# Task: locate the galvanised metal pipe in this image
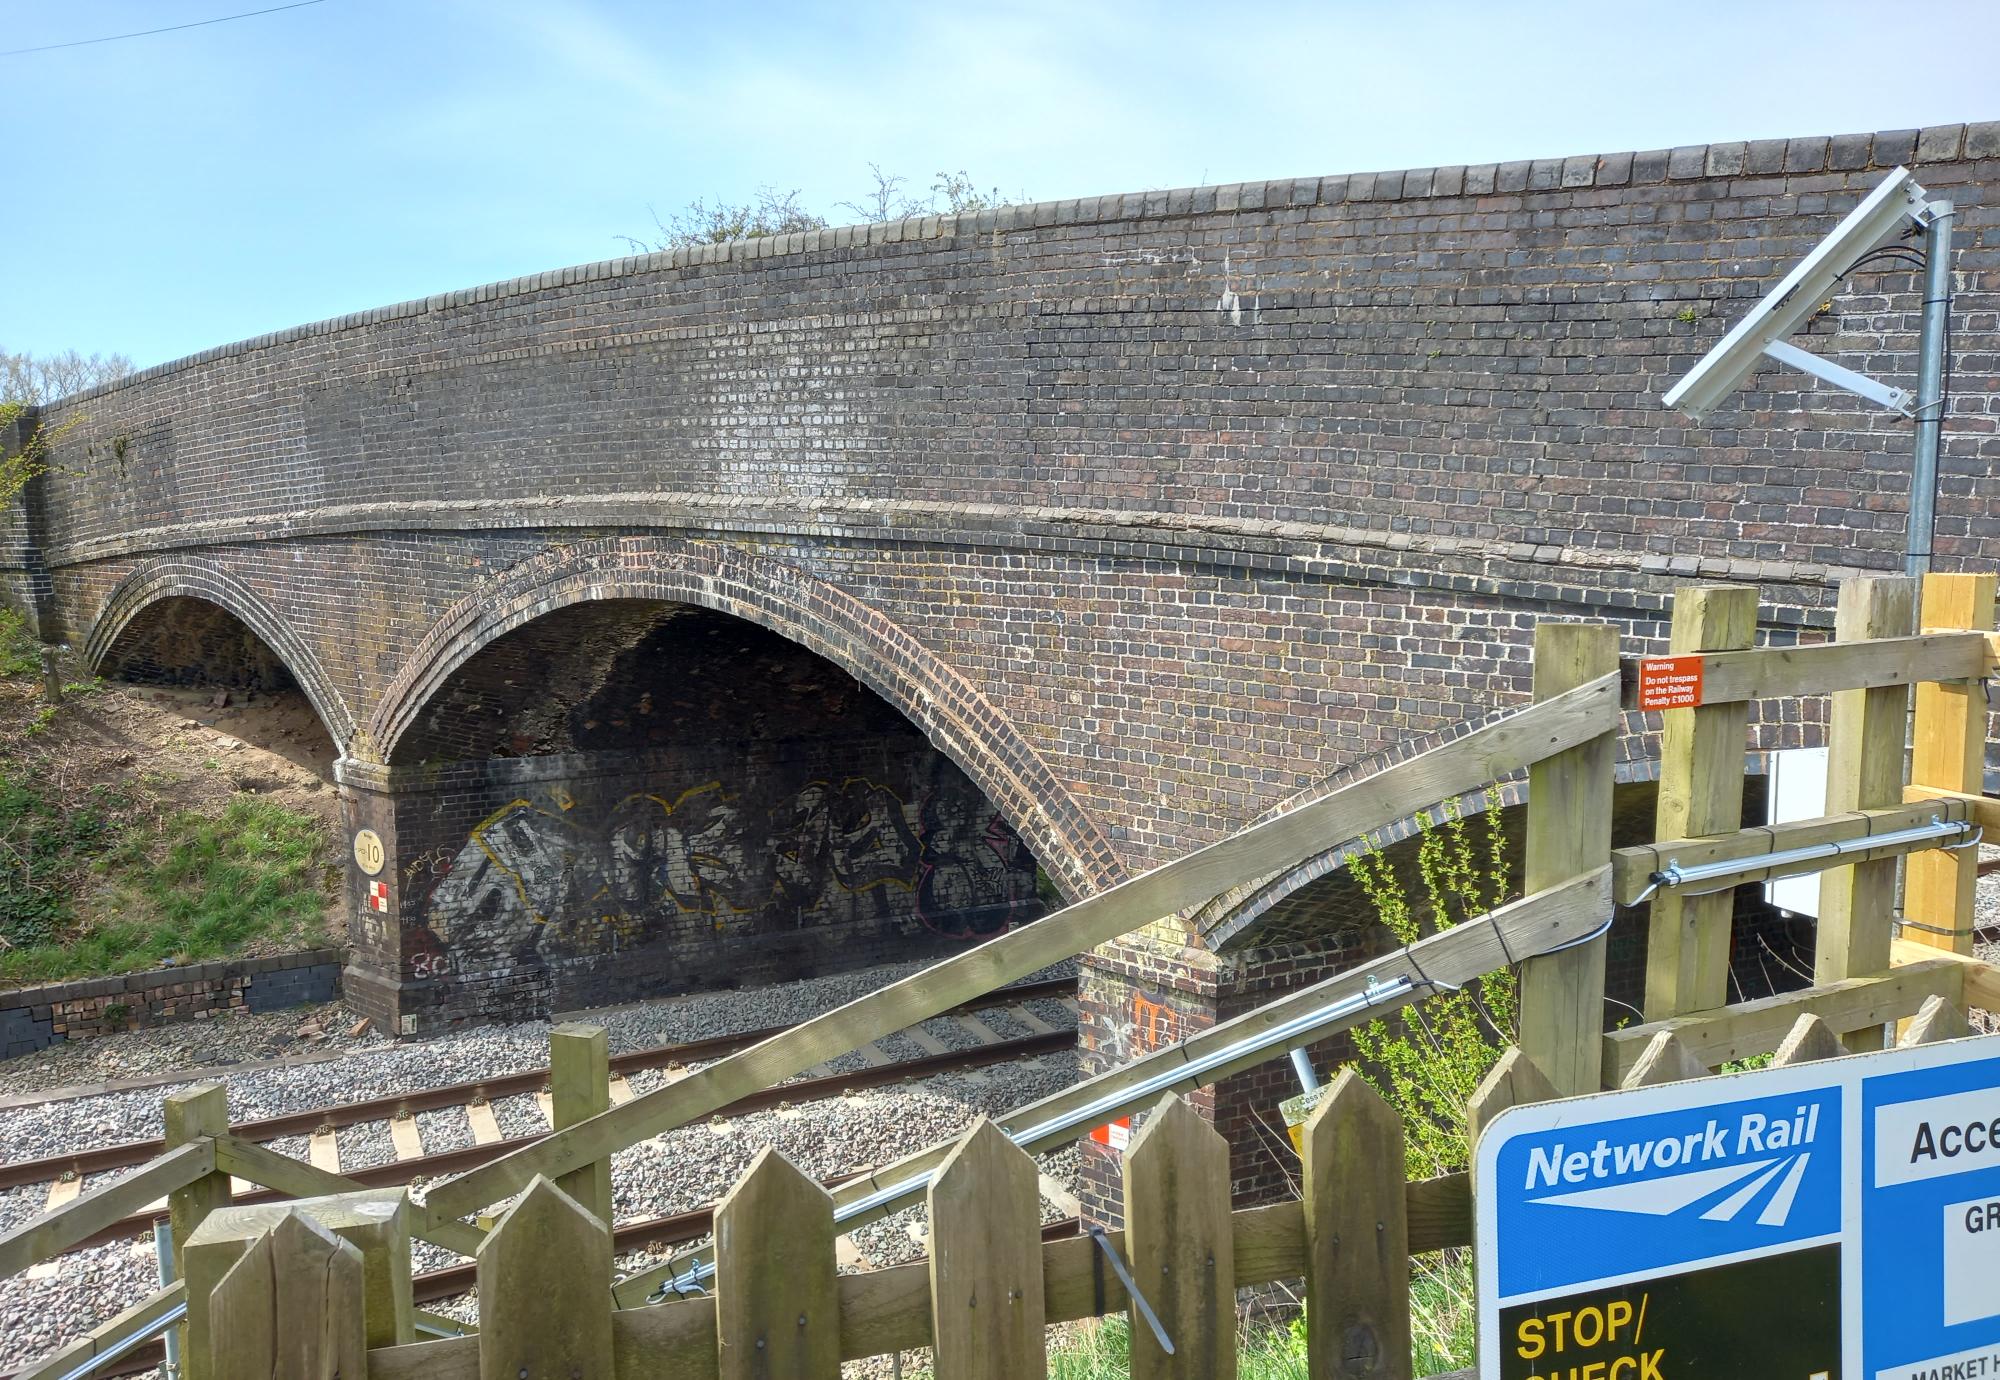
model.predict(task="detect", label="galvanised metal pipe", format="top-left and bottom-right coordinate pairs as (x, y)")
top-left (1645, 816), bottom-right (1973, 901)
top-left (52, 1301), bottom-right (186, 1380)
top-left (657, 973), bottom-right (1417, 1297)
top-left (1907, 200), bottom-right (1955, 577)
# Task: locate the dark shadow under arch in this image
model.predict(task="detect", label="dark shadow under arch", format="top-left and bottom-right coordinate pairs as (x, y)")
top-left (83, 558), bottom-right (357, 752)
top-left (368, 537), bottom-right (1124, 901)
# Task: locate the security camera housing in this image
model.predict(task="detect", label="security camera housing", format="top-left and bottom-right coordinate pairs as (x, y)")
top-left (1662, 167), bottom-right (1934, 422)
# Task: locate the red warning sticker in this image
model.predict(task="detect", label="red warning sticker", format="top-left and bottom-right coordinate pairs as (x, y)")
top-left (1089, 1117), bottom-right (1131, 1151)
top-left (1636, 655), bottom-right (1706, 711)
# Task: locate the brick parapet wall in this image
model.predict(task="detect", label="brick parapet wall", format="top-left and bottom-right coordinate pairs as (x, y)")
top-left (0, 947), bottom-right (346, 1058)
top-left (31, 123), bottom-right (1996, 409)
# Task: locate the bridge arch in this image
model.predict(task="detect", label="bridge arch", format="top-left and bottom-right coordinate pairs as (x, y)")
top-left (83, 557), bottom-right (358, 751)
top-left (368, 537), bottom-right (1124, 901)
top-left (1194, 707), bottom-right (1677, 950)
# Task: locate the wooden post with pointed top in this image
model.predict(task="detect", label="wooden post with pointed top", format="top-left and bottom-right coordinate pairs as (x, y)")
top-left (207, 1213), bottom-right (367, 1380)
top-left (1302, 1070), bottom-right (1410, 1380)
top-left (1124, 1094), bottom-right (1235, 1380)
top-left (714, 1147), bottom-right (839, 1380)
top-left (1818, 577), bottom-right (1919, 1050)
top-left (1898, 994), bottom-right (1970, 1047)
top-left (928, 1118), bottom-right (1045, 1380)
top-left (1621, 1031), bottom-right (1708, 1088)
top-left (1466, 1046), bottom-right (1557, 1154)
top-left (1770, 1013), bottom-right (1846, 1067)
top-left (1518, 622), bottom-right (1619, 1094)
top-left (476, 1176), bottom-right (614, 1379)
top-left (1645, 585), bottom-right (1758, 1019)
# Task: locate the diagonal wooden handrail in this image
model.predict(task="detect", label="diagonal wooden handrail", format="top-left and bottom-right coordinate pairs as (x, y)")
top-left (422, 670), bottom-right (1622, 1225)
top-left (0, 1140), bottom-right (214, 1280)
top-left (615, 865), bottom-right (1612, 1304)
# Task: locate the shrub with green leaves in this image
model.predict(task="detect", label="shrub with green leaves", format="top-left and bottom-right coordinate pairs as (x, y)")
top-left (1349, 786), bottom-right (1515, 1180)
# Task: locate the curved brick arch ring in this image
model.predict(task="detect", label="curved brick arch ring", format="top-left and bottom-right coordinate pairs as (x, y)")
top-left (368, 536), bottom-right (1125, 901)
top-left (82, 557), bottom-right (360, 752)
top-left (1195, 708), bottom-right (1674, 951)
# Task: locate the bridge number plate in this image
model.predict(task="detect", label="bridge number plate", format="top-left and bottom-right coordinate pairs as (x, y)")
top-left (1476, 1033), bottom-right (2000, 1380)
top-left (352, 828), bottom-right (386, 876)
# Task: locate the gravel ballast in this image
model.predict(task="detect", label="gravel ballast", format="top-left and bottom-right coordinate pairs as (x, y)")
top-left (0, 960), bottom-right (1079, 1372)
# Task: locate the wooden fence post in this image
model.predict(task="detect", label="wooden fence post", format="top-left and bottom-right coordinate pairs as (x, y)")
top-left (1465, 1046), bottom-right (1557, 1154)
top-left (1621, 1031), bottom-right (1707, 1088)
top-left (928, 1118), bottom-right (1045, 1380)
top-left (185, 1188), bottom-right (413, 1369)
top-left (1645, 584), bottom-right (1758, 1018)
top-left (164, 1083), bottom-right (231, 1275)
top-left (1124, 1094), bottom-right (1236, 1380)
top-left (1905, 572), bottom-right (1996, 955)
top-left (550, 1022), bottom-right (615, 1240)
top-left (478, 1176), bottom-right (614, 1377)
top-left (1899, 994), bottom-right (1970, 1046)
top-left (1817, 577), bottom-right (1918, 1049)
top-left (1770, 1013), bottom-right (1846, 1066)
top-left (1302, 1070), bottom-right (1409, 1380)
top-left (714, 1148), bottom-right (839, 1380)
top-left (206, 1213), bottom-right (366, 1380)
top-left (164, 1082), bottom-right (230, 1380)
top-left (1518, 622), bottom-right (1618, 1094)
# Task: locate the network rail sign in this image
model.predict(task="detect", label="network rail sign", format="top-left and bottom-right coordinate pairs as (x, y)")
top-left (1476, 1033), bottom-right (2000, 1380)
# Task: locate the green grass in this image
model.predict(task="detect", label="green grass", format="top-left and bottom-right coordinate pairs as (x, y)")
top-left (0, 782), bottom-right (331, 983)
top-left (0, 607), bottom-right (39, 678)
top-left (1044, 1258), bottom-right (1474, 1379)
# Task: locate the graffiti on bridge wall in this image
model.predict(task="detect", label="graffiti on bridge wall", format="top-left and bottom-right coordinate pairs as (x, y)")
top-left (412, 768), bottom-right (1039, 976)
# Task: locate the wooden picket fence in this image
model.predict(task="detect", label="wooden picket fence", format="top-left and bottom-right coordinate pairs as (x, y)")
top-left (201, 1078), bottom-right (1449, 1379)
top-left (190, 988), bottom-right (1985, 1380)
top-left (7, 570), bottom-right (2000, 1380)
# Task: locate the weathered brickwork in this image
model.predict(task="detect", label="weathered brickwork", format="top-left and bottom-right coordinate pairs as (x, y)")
top-left (0, 124), bottom-right (1992, 1136)
top-left (0, 948), bottom-right (345, 1058)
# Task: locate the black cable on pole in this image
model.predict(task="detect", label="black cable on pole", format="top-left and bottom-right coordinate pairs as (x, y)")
top-left (1, 0), bottom-right (328, 58)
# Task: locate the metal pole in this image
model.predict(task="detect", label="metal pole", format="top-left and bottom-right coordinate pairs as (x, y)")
top-left (1288, 1047), bottom-right (1320, 1094)
top-left (1906, 200), bottom-right (1955, 577)
top-left (154, 1219), bottom-right (180, 1378)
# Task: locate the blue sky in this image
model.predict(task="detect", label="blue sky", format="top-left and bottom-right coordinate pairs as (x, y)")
top-left (6, 0), bottom-right (1996, 369)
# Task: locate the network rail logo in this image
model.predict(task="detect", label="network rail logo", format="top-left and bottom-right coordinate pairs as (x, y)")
top-left (1493, 1087), bottom-right (1842, 1298)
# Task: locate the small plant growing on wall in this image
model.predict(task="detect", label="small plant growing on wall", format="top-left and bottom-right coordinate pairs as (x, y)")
top-left (1348, 785), bottom-right (1515, 1180)
top-left (0, 401), bottom-right (88, 508)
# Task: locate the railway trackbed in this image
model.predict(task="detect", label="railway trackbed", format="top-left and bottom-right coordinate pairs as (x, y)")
top-left (0, 978), bottom-right (1077, 1242)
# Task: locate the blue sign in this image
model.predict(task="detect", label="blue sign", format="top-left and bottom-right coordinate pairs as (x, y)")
top-left (1476, 1033), bottom-right (2000, 1380)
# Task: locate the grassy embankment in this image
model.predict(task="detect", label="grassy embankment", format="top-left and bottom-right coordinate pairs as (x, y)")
top-left (0, 610), bottom-right (334, 984)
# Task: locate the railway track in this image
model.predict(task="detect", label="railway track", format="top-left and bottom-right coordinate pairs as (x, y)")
top-left (1, 977), bottom-right (1076, 1196)
top-left (2, 980), bottom-right (1083, 1380)
top-left (2, 980), bottom-right (1078, 1257)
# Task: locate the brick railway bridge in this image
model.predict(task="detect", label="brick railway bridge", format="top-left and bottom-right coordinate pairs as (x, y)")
top-left (5, 121), bottom-right (1996, 1207)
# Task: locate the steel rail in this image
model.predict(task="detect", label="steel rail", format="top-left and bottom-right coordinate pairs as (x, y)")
top-left (0, 977), bottom-right (1076, 1191)
top-left (16, 1028), bottom-right (1074, 1257)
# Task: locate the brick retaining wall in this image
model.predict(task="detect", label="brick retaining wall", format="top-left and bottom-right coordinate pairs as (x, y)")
top-left (0, 948), bottom-right (345, 1058)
